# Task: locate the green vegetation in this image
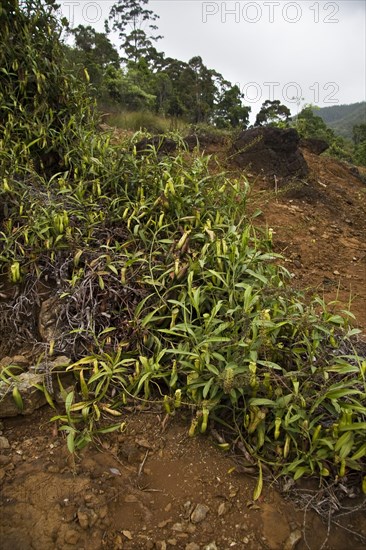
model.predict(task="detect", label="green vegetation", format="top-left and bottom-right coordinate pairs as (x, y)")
top-left (295, 106), bottom-right (366, 166)
top-left (66, 0), bottom-right (251, 128)
top-left (315, 102), bottom-right (366, 141)
top-left (1, 0), bottom-right (366, 497)
top-left (255, 100), bottom-right (291, 127)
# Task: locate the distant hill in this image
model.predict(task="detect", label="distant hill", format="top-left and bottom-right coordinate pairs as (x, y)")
top-left (313, 102), bottom-right (366, 140)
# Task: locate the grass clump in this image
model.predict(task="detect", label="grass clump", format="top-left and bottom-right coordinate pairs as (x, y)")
top-left (0, 0), bottom-right (365, 498)
top-left (105, 110), bottom-right (188, 134)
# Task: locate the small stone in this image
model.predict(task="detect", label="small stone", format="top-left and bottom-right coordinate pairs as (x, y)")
top-left (217, 502), bottom-right (227, 517)
top-left (0, 436), bottom-right (10, 449)
top-left (114, 534), bottom-right (123, 550)
top-left (172, 523), bottom-right (185, 532)
top-left (190, 503), bottom-right (209, 524)
top-left (77, 506), bottom-right (97, 529)
top-left (243, 537), bottom-right (249, 544)
top-left (309, 226), bottom-right (316, 233)
top-left (125, 494), bottom-right (138, 503)
top-left (64, 529), bottom-right (80, 545)
top-left (122, 530), bottom-right (133, 540)
top-left (136, 438), bottom-right (153, 449)
top-left (11, 355), bottom-right (29, 366)
top-left (164, 503), bottom-right (172, 512)
top-left (284, 529), bottom-right (302, 550)
top-left (185, 544), bottom-right (200, 550)
top-left (0, 455), bottom-right (10, 466)
top-left (47, 464), bottom-right (60, 473)
top-left (155, 542), bottom-right (167, 550)
top-left (203, 544), bottom-right (218, 550)
top-left (183, 500), bottom-right (193, 517)
top-left (167, 539), bottom-right (177, 546)
top-left (77, 509), bottom-right (89, 530)
top-left (158, 519), bottom-right (171, 529)
top-left (98, 505), bottom-right (108, 519)
top-left (333, 270), bottom-right (340, 276)
top-left (109, 467), bottom-right (121, 476)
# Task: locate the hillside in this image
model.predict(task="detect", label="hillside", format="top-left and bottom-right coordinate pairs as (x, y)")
top-left (1, 139), bottom-right (366, 550)
top-left (1, 4), bottom-right (366, 550)
top-left (314, 102), bottom-right (366, 140)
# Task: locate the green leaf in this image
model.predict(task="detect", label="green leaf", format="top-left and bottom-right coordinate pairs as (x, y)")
top-left (339, 422), bottom-right (366, 431)
top-left (253, 461), bottom-right (263, 501)
top-left (67, 430), bottom-right (75, 454)
top-left (249, 398), bottom-right (276, 407)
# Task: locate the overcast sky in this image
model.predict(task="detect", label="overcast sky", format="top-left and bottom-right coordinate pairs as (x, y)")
top-left (59, 0), bottom-right (366, 118)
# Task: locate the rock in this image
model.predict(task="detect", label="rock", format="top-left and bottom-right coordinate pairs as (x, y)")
top-left (135, 136), bottom-right (177, 157)
top-left (0, 355), bottom-right (29, 367)
top-left (0, 436), bottom-right (10, 449)
top-left (0, 372), bottom-right (46, 417)
top-left (77, 506), bottom-right (98, 529)
top-left (38, 296), bottom-right (63, 342)
top-left (135, 438), bottom-right (154, 449)
top-left (185, 544), bottom-right (200, 550)
top-left (158, 520), bottom-right (171, 529)
top-left (0, 455), bottom-right (11, 465)
top-left (0, 356), bottom-right (72, 417)
top-left (124, 494), bottom-right (138, 503)
top-left (231, 127), bottom-right (308, 179)
top-left (172, 523), bottom-right (185, 532)
top-left (299, 138), bottom-right (329, 155)
top-left (98, 505), bottom-right (108, 519)
top-left (284, 529), bottom-right (302, 550)
top-left (190, 503), bottom-right (209, 524)
top-left (155, 541), bottom-right (167, 550)
top-left (77, 509), bottom-right (90, 530)
top-left (203, 543), bottom-right (218, 550)
top-left (217, 502), bottom-right (227, 516)
top-left (64, 529), bottom-right (80, 545)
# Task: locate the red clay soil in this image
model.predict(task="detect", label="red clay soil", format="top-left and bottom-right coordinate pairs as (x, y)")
top-left (249, 149), bottom-right (366, 335)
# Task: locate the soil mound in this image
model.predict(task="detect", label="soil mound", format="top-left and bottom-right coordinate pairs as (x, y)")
top-left (231, 127), bottom-right (308, 178)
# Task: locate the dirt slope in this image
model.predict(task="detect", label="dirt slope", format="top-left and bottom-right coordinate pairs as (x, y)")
top-left (250, 149), bottom-right (366, 333)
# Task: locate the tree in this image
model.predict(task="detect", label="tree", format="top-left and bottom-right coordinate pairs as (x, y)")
top-left (296, 106), bottom-right (335, 142)
top-left (214, 84), bottom-right (251, 129)
top-left (103, 65), bottom-right (155, 110)
top-left (353, 123), bottom-right (366, 145)
top-left (352, 124), bottom-right (366, 166)
top-left (72, 25), bottom-right (120, 69)
top-left (255, 99), bottom-right (291, 127)
top-left (68, 25), bottom-right (120, 95)
top-left (106, 0), bottom-right (162, 66)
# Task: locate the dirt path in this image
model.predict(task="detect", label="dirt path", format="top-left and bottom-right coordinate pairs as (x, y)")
top-left (1, 408), bottom-right (365, 550)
